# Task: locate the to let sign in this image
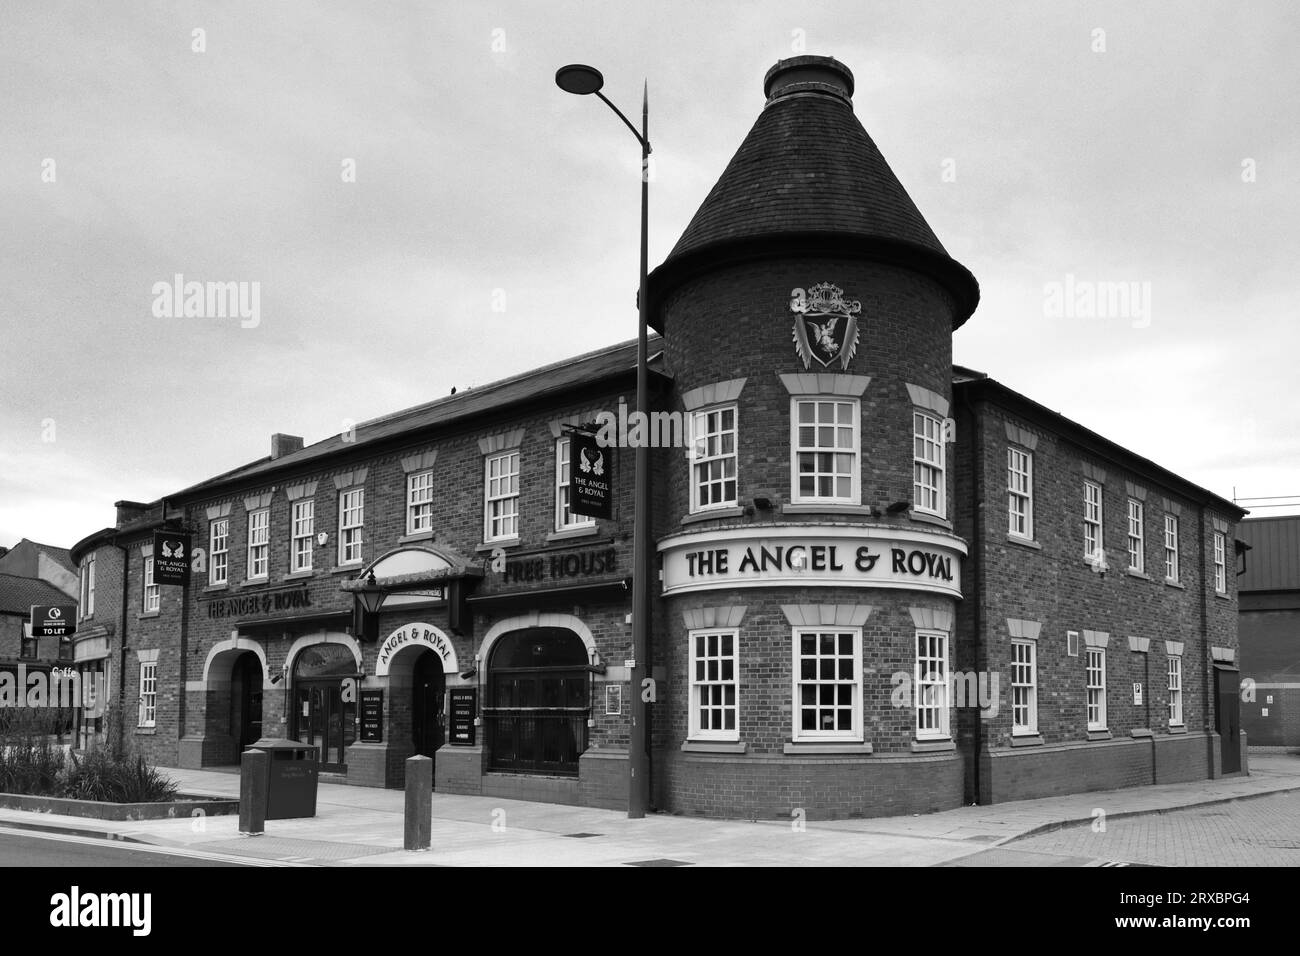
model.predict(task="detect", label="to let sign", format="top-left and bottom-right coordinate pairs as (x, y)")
top-left (30, 605), bottom-right (76, 638)
top-left (153, 531), bottom-right (192, 586)
top-left (569, 432), bottom-right (611, 520)
top-left (449, 687), bottom-right (477, 746)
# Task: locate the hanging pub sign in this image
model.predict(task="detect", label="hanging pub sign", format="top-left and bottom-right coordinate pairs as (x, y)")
top-left (30, 605), bottom-right (76, 638)
top-left (448, 687), bottom-right (477, 746)
top-left (569, 430), bottom-right (612, 519)
top-left (153, 530), bottom-right (192, 586)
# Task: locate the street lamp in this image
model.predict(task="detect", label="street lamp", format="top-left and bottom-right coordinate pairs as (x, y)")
top-left (556, 63), bottom-right (652, 819)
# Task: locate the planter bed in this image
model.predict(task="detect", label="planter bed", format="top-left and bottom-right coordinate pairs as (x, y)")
top-left (0, 792), bottom-right (238, 821)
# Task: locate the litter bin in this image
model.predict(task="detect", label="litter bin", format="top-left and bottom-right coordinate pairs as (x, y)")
top-left (247, 738), bottom-right (319, 819)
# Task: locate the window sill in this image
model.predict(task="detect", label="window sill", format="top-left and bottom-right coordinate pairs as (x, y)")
top-left (1010, 733), bottom-right (1043, 747)
top-left (1164, 579), bottom-right (1185, 590)
top-left (909, 510), bottom-right (951, 529)
top-left (203, 583), bottom-right (229, 593)
top-left (476, 539), bottom-right (520, 553)
top-left (399, 530), bottom-right (435, 544)
top-left (783, 741), bottom-right (872, 754)
top-left (1005, 535), bottom-right (1041, 551)
top-left (1126, 568), bottom-right (1149, 580)
top-left (136, 727), bottom-right (156, 735)
top-left (283, 570), bottom-right (313, 581)
top-left (546, 525), bottom-right (599, 543)
top-left (682, 740), bottom-right (747, 754)
top-left (1214, 592), bottom-right (1232, 601)
top-left (681, 506), bottom-right (745, 525)
top-left (1167, 723), bottom-right (1187, 734)
top-left (330, 564), bottom-right (364, 575)
top-left (1086, 728), bottom-right (1112, 741)
top-left (911, 739), bottom-right (956, 753)
top-left (243, 576), bottom-right (270, 587)
top-left (137, 611), bottom-right (160, 620)
top-left (781, 503), bottom-right (871, 516)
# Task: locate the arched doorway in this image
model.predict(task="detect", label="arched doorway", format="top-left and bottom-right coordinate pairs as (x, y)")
top-left (412, 651), bottom-right (446, 759)
top-left (485, 627), bottom-right (589, 776)
top-left (230, 652), bottom-right (264, 751)
top-left (292, 643), bottom-right (360, 773)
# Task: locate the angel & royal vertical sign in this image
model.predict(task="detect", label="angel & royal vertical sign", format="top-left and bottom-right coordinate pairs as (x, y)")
top-left (569, 430), bottom-right (612, 519)
top-left (153, 530), bottom-right (192, 586)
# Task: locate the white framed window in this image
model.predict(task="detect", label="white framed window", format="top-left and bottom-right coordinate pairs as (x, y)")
top-left (1067, 630), bottom-right (1080, 657)
top-left (1127, 499), bottom-right (1145, 572)
top-left (1213, 531), bottom-right (1227, 594)
top-left (407, 470), bottom-right (434, 535)
top-left (246, 508), bottom-right (269, 580)
top-left (291, 499), bottom-right (314, 573)
top-left (79, 553), bottom-right (95, 620)
top-left (913, 411), bottom-right (945, 517)
top-left (690, 405), bottom-right (738, 512)
top-left (138, 661), bottom-right (157, 728)
top-left (555, 437), bottom-right (597, 531)
top-left (1083, 480), bottom-right (1103, 560)
top-left (142, 556), bottom-right (159, 612)
top-left (1164, 514), bottom-right (1179, 582)
top-left (484, 451), bottom-right (520, 541)
top-left (210, 518), bottom-right (229, 586)
top-left (791, 399), bottom-right (859, 504)
top-left (338, 488), bottom-right (364, 565)
top-left (689, 629), bottom-right (738, 740)
top-left (1086, 647), bottom-right (1107, 730)
top-left (793, 628), bottom-right (862, 740)
top-left (1011, 639), bottom-right (1037, 735)
top-left (915, 630), bottom-right (950, 739)
top-left (1168, 655), bottom-right (1183, 726)
top-left (1007, 447), bottom-right (1033, 539)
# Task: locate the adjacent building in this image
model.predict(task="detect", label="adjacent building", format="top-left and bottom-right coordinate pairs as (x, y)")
top-left (1237, 515), bottom-right (1300, 749)
top-left (66, 55), bottom-right (1247, 818)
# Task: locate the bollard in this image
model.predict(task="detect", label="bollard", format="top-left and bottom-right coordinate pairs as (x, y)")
top-left (239, 748), bottom-right (268, 835)
top-left (404, 755), bottom-right (433, 851)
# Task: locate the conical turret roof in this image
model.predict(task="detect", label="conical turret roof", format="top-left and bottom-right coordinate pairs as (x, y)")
top-left (649, 56), bottom-right (978, 328)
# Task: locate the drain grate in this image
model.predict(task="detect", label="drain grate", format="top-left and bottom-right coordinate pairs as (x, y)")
top-left (562, 832), bottom-right (603, 839)
top-left (625, 858), bottom-right (693, 867)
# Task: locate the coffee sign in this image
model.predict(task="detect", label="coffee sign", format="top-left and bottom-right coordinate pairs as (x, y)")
top-left (659, 527), bottom-right (966, 599)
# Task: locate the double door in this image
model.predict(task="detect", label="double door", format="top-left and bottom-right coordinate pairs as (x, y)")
top-left (295, 681), bottom-right (355, 772)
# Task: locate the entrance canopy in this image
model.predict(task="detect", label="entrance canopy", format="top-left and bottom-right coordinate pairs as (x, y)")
top-left (340, 545), bottom-right (483, 609)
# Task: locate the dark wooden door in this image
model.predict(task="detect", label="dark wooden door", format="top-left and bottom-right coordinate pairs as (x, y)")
top-left (1216, 667), bottom-right (1241, 773)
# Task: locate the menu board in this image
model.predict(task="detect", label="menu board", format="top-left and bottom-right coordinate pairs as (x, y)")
top-left (359, 690), bottom-right (384, 742)
top-left (448, 687), bottom-right (477, 746)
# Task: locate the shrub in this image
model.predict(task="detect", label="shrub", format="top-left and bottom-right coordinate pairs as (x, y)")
top-left (62, 750), bottom-right (179, 804)
top-left (0, 739), bottom-right (64, 797)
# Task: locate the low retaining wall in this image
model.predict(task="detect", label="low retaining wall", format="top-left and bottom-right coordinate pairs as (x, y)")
top-left (0, 792), bottom-right (238, 821)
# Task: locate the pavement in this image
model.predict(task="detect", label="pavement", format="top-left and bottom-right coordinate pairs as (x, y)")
top-left (1, 753), bottom-right (1297, 866)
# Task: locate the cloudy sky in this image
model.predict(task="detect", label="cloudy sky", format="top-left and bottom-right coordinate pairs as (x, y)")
top-left (2, 0), bottom-right (1297, 549)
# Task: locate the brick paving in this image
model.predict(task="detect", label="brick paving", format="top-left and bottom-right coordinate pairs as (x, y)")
top-left (998, 790), bottom-right (1300, 867)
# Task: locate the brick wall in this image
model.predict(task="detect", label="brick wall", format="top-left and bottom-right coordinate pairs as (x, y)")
top-left (957, 396), bottom-right (1241, 801)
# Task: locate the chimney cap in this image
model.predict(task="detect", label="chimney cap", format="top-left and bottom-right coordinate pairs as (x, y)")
top-left (763, 55), bottom-right (854, 104)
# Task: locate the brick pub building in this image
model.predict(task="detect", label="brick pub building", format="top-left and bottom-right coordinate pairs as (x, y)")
top-left (69, 55), bottom-right (1246, 818)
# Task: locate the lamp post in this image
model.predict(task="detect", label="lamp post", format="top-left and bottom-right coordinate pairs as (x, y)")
top-left (556, 64), bottom-right (651, 819)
